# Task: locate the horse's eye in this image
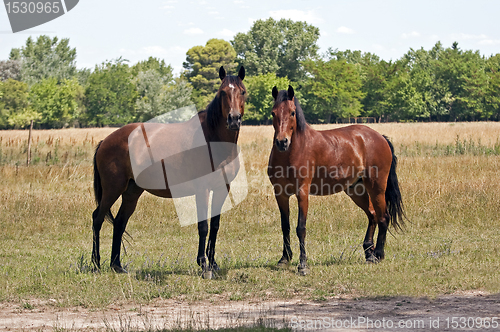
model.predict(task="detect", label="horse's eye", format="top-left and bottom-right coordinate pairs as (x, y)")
top-left (291, 111), bottom-right (295, 117)
top-left (241, 90), bottom-right (246, 96)
top-left (271, 112), bottom-right (275, 117)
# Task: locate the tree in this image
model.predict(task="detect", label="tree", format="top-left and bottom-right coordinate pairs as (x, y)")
top-left (84, 59), bottom-right (138, 126)
top-left (0, 79), bottom-right (39, 128)
top-left (135, 69), bottom-right (193, 122)
top-left (303, 59), bottom-right (364, 123)
top-left (485, 54), bottom-right (500, 120)
top-left (232, 18), bottom-right (319, 81)
top-left (10, 35), bottom-right (77, 85)
top-left (29, 78), bottom-right (82, 128)
top-left (0, 60), bottom-right (21, 81)
top-left (434, 43), bottom-right (488, 120)
top-left (244, 73), bottom-right (292, 123)
top-left (183, 39), bottom-right (237, 110)
top-left (132, 57), bottom-right (173, 78)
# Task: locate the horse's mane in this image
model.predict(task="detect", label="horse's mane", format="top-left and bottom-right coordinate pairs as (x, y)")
top-left (274, 90), bottom-right (307, 133)
top-left (202, 75), bottom-right (245, 130)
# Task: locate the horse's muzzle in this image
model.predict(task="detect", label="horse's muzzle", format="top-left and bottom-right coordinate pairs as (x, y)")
top-left (275, 138), bottom-right (289, 152)
top-left (227, 114), bottom-right (242, 131)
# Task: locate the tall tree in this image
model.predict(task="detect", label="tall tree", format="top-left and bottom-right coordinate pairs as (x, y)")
top-left (0, 79), bottom-right (39, 128)
top-left (244, 73), bottom-right (292, 123)
top-left (84, 59), bottom-right (138, 126)
top-left (10, 35), bottom-right (77, 85)
top-left (485, 54), bottom-right (500, 120)
top-left (303, 59), bottom-right (364, 123)
top-left (232, 18), bottom-right (319, 81)
top-left (0, 60), bottom-right (21, 82)
top-left (29, 77), bottom-right (82, 128)
top-left (132, 57), bottom-right (173, 78)
top-left (135, 69), bottom-right (193, 122)
top-left (183, 39), bottom-right (237, 110)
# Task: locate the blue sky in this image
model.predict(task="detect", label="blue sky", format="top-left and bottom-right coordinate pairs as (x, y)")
top-left (1, 0), bottom-right (499, 74)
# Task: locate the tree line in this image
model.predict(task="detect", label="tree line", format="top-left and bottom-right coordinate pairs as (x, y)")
top-left (1, 18), bottom-right (499, 129)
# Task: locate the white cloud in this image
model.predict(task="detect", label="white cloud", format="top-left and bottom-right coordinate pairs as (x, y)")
top-left (233, 0), bottom-right (244, 3)
top-left (163, 5), bottom-right (174, 9)
top-left (336, 26), bottom-right (354, 34)
top-left (401, 31), bottom-right (421, 39)
top-left (218, 29), bottom-right (236, 38)
top-left (208, 11), bottom-right (219, 15)
top-left (184, 27), bottom-right (204, 35)
top-left (269, 9), bottom-right (323, 24)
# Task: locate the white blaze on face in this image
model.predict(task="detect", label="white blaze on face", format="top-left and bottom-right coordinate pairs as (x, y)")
top-left (229, 84), bottom-right (235, 89)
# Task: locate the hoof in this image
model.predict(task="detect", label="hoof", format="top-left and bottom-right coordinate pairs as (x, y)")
top-left (297, 265), bottom-right (310, 276)
top-left (202, 270), bottom-right (213, 280)
top-left (111, 265), bottom-right (128, 274)
top-left (277, 259), bottom-right (290, 269)
top-left (210, 262), bottom-right (221, 272)
top-left (365, 255), bottom-right (379, 264)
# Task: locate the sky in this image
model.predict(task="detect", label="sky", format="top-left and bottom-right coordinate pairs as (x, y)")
top-left (1, 0), bottom-right (499, 74)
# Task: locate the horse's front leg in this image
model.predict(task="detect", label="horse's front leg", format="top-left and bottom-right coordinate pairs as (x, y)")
top-left (296, 183), bottom-right (310, 275)
top-left (195, 190), bottom-right (211, 279)
top-left (206, 187), bottom-right (229, 272)
top-left (275, 193), bottom-right (292, 268)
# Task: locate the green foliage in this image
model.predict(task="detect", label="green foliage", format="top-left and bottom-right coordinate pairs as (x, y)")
top-left (232, 18), bottom-right (319, 81)
top-left (84, 59), bottom-right (138, 126)
top-left (183, 39), bottom-right (237, 111)
top-left (303, 58), bottom-right (364, 123)
top-left (135, 69), bottom-right (193, 122)
top-left (0, 78), bottom-right (37, 128)
top-left (29, 78), bottom-right (82, 128)
top-left (0, 59), bottom-right (21, 82)
top-left (11, 35), bottom-right (77, 86)
top-left (244, 73), bottom-right (291, 122)
top-left (132, 56), bottom-right (173, 78)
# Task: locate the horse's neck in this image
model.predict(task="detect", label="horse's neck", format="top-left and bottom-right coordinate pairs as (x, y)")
top-left (208, 119), bottom-right (239, 144)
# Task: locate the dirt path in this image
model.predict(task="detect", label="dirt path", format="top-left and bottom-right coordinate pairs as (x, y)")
top-left (1, 291), bottom-right (499, 331)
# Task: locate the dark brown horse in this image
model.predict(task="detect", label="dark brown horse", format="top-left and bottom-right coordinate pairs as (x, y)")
top-left (92, 66), bottom-right (246, 279)
top-left (268, 86), bottom-right (405, 275)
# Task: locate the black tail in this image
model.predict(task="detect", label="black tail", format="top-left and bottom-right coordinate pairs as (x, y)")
top-left (384, 136), bottom-right (406, 231)
top-left (93, 141), bottom-right (115, 224)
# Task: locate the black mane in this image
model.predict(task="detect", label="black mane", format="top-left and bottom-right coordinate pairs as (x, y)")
top-left (274, 90), bottom-right (307, 132)
top-left (203, 75), bottom-right (246, 130)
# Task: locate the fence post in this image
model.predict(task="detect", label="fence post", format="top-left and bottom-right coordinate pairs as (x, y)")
top-left (27, 120), bottom-right (33, 166)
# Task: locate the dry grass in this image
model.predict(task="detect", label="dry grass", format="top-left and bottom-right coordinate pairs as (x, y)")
top-left (0, 123), bottom-right (499, 309)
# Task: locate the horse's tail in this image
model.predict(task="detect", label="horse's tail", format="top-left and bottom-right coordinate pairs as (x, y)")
top-left (383, 136), bottom-right (406, 231)
top-left (93, 141), bottom-right (115, 224)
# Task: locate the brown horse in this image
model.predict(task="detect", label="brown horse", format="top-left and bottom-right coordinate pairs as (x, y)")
top-left (92, 66), bottom-right (246, 279)
top-left (268, 86), bottom-right (405, 275)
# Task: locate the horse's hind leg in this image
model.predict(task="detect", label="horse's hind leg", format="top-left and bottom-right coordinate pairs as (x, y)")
top-left (110, 180), bottom-right (143, 273)
top-left (364, 180), bottom-right (389, 261)
top-left (345, 184), bottom-right (378, 262)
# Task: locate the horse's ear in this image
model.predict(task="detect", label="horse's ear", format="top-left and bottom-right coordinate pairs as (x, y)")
top-left (272, 86), bottom-right (278, 100)
top-left (219, 66), bottom-right (226, 80)
top-left (288, 85), bottom-right (294, 100)
top-left (238, 66), bottom-right (245, 81)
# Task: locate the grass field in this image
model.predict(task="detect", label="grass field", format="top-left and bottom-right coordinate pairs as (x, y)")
top-left (0, 122), bottom-right (500, 311)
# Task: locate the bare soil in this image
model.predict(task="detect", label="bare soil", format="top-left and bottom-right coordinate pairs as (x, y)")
top-left (1, 291), bottom-right (499, 331)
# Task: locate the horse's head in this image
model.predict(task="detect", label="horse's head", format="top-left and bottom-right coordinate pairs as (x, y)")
top-left (271, 85), bottom-right (297, 152)
top-left (218, 66), bottom-right (246, 131)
